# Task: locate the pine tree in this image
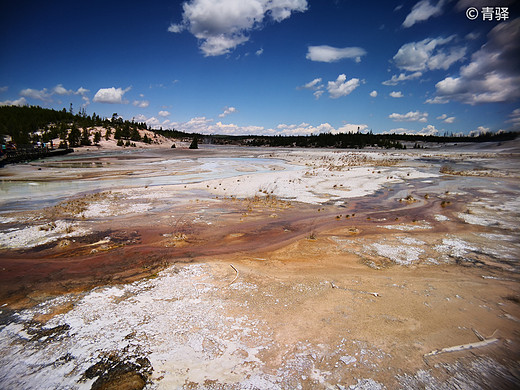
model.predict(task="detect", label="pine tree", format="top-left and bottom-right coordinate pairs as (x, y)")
top-left (130, 127), bottom-right (141, 141)
top-left (93, 131), bottom-right (101, 144)
top-left (80, 128), bottom-right (92, 146)
top-left (68, 124), bottom-right (81, 147)
top-left (189, 136), bottom-right (199, 149)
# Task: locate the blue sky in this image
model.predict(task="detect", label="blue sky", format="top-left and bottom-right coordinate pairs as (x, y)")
top-left (1, 0), bottom-right (519, 136)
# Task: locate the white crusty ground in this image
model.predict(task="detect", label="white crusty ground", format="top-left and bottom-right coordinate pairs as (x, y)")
top-left (0, 263), bottom-right (389, 389)
top-left (189, 165), bottom-right (435, 204)
top-left (0, 220), bottom-right (89, 249)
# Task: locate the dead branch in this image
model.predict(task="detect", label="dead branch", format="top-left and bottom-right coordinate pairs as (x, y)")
top-left (229, 264), bottom-right (239, 286)
top-left (472, 328), bottom-right (485, 341)
top-left (424, 338), bottom-right (499, 357)
top-left (330, 281), bottom-right (380, 297)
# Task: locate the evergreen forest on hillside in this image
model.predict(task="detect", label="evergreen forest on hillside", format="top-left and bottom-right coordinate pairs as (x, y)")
top-left (0, 106), bottom-right (151, 148)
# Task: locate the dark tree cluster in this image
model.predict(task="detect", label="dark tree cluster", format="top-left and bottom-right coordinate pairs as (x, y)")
top-left (0, 106), bottom-right (150, 148)
top-left (152, 128), bottom-right (517, 150)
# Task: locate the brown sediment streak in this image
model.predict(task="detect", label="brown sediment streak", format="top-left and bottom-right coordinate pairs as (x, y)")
top-left (0, 186), bottom-right (471, 306)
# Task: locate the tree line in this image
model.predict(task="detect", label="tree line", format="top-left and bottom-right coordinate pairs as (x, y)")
top-left (154, 128), bottom-right (517, 149)
top-left (1, 105), bottom-right (517, 150)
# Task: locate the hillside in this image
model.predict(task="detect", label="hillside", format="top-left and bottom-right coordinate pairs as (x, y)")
top-left (0, 106), bottom-right (181, 150)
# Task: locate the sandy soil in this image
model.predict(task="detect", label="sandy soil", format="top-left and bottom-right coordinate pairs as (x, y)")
top-left (0, 142), bottom-right (519, 389)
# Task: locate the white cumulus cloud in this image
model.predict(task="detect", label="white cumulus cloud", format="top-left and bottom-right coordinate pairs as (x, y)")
top-left (390, 91), bottom-right (404, 98)
top-left (0, 97), bottom-right (27, 106)
top-left (168, 0), bottom-right (308, 56)
top-left (384, 128), bottom-right (410, 135)
top-left (20, 88), bottom-right (50, 101)
top-left (469, 126), bottom-right (490, 136)
top-left (370, 90), bottom-right (378, 97)
top-left (389, 111), bottom-right (428, 122)
top-left (327, 74), bottom-right (360, 99)
top-left (158, 110), bottom-right (171, 117)
top-left (76, 87), bottom-right (89, 95)
top-left (393, 36), bottom-right (465, 72)
top-left (417, 124), bottom-right (439, 135)
top-left (333, 124), bottom-right (369, 134)
top-left (306, 45), bottom-right (367, 63)
top-left (169, 116), bottom-right (371, 137)
top-left (93, 87), bottom-right (131, 104)
top-left (53, 84), bottom-right (73, 95)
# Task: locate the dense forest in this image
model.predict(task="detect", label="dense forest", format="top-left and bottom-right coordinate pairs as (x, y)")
top-left (1, 105), bottom-right (517, 150)
top-left (0, 105), bottom-right (151, 147)
top-left (154, 124), bottom-right (518, 149)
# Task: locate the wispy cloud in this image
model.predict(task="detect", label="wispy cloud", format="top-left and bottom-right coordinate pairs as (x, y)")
top-left (402, 0), bottom-right (446, 28)
top-left (301, 78), bottom-right (323, 90)
top-left (219, 106), bottom-right (237, 118)
top-left (506, 108), bottom-right (520, 130)
top-left (133, 100), bottom-right (150, 108)
top-left (382, 71), bottom-right (422, 86)
top-left (389, 110), bottom-right (428, 122)
top-left (306, 45), bottom-right (366, 63)
top-left (437, 114), bottom-right (455, 123)
top-left (298, 77), bottom-right (325, 99)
